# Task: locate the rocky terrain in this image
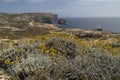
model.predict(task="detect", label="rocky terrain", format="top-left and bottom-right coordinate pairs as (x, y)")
top-left (0, 13), bottom-right (60, 39)
top-left (0, 13), bottom-right (120, 80)
top-left (0, 12), bottom-right (119, 40)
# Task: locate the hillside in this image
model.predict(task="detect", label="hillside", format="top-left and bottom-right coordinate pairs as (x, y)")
top-left (0, 13), bottom-right (120, 80)
top-left (0, 13), bottom-right (60, 39)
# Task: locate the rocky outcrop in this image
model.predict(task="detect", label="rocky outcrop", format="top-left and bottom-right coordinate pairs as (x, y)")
top-left (58, 19), bottom-right (67, 24)
top-left (0, 69), bottom-right (11, 80)
top-left (65, 28), bottom-right (103, 38)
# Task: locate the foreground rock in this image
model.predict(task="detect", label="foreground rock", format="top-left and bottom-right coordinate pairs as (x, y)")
top-left (0, 69), bottom-right (11, 80)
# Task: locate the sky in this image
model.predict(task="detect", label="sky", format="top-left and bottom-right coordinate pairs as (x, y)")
top-left (0, 0), bottom-right (120, 17)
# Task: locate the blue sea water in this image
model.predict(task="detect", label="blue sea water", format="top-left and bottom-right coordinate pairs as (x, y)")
top-left (59, 17), bottom-right (120, 33)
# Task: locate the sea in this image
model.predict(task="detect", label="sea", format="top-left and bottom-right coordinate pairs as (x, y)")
top-left (58, 17), bottom-right (120, 33)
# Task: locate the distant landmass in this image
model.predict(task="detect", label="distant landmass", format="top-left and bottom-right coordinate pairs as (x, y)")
top-left (0, 13), bottom-right (58, 25)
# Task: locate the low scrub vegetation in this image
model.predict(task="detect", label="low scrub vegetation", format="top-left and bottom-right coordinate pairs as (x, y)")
top-left (0, 32), bottom-right (120, 80)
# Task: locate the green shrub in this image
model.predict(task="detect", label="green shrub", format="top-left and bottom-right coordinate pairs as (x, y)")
top-left (45, 37), bottom-right (78, 59)
top-left (8, 53), bottom-right (52, 80)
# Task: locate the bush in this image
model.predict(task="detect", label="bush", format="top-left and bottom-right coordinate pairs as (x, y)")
top-left (0, 41), bottom-right (40, 69)
top-left (0, 32), bottom-right (120, 80)
top-left (5, 50), bottom-right (120, 80)
top-left (45, 37), bottom-right (78, 59)
top-left (7, 53), bottom-right (52, 80)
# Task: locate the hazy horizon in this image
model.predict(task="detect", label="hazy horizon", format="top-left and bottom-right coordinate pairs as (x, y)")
top-left (0, 0), bottom-right (120, 17)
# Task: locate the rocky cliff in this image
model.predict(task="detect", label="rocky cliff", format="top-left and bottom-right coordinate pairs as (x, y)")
top-left (0, 13), bottom-right (58, 26)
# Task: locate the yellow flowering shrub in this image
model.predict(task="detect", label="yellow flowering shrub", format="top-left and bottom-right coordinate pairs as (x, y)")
top-left (0, 31), bottom-right (120, 79)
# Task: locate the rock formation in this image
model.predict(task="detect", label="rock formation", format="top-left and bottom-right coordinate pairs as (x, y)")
top-left (58, 19), bottom-right (67, 24)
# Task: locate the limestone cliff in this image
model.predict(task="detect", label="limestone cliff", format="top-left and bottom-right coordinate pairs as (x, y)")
top-left (0, 13), bottom-right (58, 26)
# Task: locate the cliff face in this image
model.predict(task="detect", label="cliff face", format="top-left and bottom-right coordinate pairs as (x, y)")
top-left (0, 13), bottom-right (58, 25)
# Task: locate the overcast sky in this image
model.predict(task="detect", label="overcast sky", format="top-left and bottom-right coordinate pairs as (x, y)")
top-left (0, 0), bottom-right (120, 17)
